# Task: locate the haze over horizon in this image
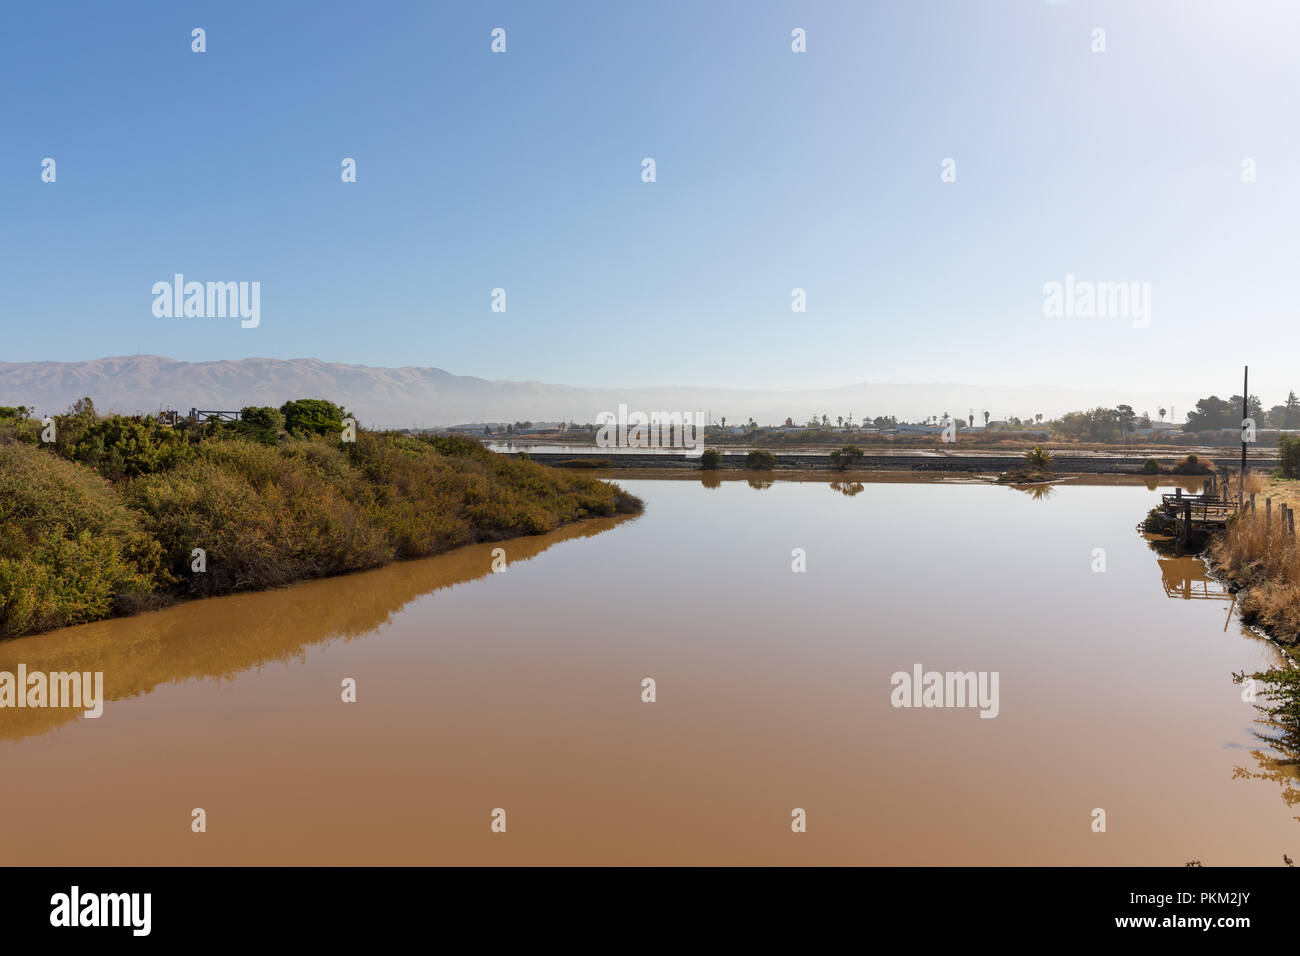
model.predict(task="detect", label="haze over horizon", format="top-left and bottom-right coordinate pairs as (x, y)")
top-left (0, 353), bottom-right (1275, 428)
top-left (3, 1), bottom-right (1297, 395)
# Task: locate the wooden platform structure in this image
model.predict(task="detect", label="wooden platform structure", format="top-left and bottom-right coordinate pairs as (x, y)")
top-left (1159, 480), bottom-right (1240, 544)
top-left (189, 408), bottom-right (242, 423)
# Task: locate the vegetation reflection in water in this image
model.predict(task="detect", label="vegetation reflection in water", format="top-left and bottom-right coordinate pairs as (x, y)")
top-left (1232, 665), bottom-right (1300, 823)
top-left (0, 515), bottom-right (631, 743)
top-left (1141, 523), bottom-right (1300, 826)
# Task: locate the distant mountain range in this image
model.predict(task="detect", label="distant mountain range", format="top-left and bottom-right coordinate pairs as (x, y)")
top-left (0, 355), bottom-right (1209, 429)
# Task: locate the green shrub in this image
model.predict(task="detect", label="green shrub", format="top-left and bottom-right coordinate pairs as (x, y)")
top-left (0, 444), bottom-right (161, 637)
top-left (233, 406), bottom-right (285, 445)
top-left (421, 433), bottom-right (488, 458)
top-left (279, 398), bottom-right (346, 437)
top-left (128, 439), bottom-right (392, 594)
top-left (1143, 458), bottom-right (1161, 474)
top-left (68, 415), bottom-right (193, 480)
top-left (0, 410), bottom-right (40, 445)
top-left (1279, 437), bottom-right (1300, 479)
top-left (50, 396), bottom-right (102, 458)
top-left (1139, 506), bottom-right (1174, 534)
top-left (1172, 454), bottom-right (1210, 475)
top-left (745, 449), bottom-right (776, 470)
top-left (700, 449), bottom-right (722, 470)
top-left (828, 445), bottom-right (864, 470)
top-left (0, 411), bottom-right (644, 637)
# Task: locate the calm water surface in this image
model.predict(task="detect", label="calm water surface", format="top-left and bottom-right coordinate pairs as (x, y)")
top-left (0, 479), bottom-right (1294, 865)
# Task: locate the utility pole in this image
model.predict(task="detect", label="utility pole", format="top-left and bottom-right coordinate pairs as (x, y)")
top-left (1241, 365), bottom-right (1249, 479)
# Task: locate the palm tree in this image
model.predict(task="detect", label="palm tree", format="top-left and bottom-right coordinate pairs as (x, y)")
top-left (983, 410), bottom-right (990, 427)
top-left (1158, 407), bottom-right (1167, 422)
top-left (1024, 446), bottom-right (1054, 471)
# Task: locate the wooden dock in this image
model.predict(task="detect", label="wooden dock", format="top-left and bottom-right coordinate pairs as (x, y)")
top-left (1159, 481), bottom-right (1240, 545)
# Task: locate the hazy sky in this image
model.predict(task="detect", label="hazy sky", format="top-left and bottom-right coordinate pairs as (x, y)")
top-left (2, 1), bottom-right (1297, 401)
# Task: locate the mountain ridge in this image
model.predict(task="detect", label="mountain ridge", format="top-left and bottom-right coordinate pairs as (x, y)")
top-left (0, 355), bottom-right (1209, 428)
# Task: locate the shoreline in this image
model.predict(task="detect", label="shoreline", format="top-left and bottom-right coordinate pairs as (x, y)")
top-left (533, 464), bottom-right (1213, 488)
top-left (1203, 551), bottom-right (1300, 659)
top-left (1143, 476), bottom-right (1300, 652)
top-left (0, 430), bottom-right (645, 643)
top-left (518, 450), bottom-right (1267, 476)
top-left (0, 507), bottom-right (640, 645)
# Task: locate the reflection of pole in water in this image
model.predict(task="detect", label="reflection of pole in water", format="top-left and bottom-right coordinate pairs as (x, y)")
top-left (1242, 366), bottom-right (1249, 480)
top-left (1225, 593), bottom-right (1236, 632)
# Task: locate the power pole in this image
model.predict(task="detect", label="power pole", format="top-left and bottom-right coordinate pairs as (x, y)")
top-left (1241, 365), bottom-right (1249, 478)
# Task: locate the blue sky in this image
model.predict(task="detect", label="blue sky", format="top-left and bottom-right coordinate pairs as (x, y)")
top-left (2, 0), bottom-right (1298, 399)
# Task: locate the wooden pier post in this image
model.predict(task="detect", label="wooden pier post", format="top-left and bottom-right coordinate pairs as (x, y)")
top-left (1250, 492), bottom-right (1256, 515)
top-left (1182, 500), bottom-right (1192, 549)
top-left (1266, 497), bottom-right (1272, 531)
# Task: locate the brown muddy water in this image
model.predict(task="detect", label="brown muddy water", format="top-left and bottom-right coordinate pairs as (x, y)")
top-left (0, 479), bottom-right (1294, 865)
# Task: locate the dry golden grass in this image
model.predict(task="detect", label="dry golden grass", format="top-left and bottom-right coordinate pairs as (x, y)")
top-left (1245, 472), bottom-right (1300, 512)
top-left (1211, 478), bottom-right (1300, 643)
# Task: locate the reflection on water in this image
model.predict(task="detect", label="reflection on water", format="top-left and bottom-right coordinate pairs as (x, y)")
top-left (1142, 534), bottom-right (1299, 819)
top-left (0, 516), bottom-right (629, 743)
top-left (1233, 674), bottom-right (1300, 822)
top-left (1156, 557), bottom-right (1233, 601)
top-left (696, 473), bottom-right (771, 490)
top-left (1233, 746), bottom-right (1300, 821)
top-left (0, 479), bottom-right (1294, 865)
top-left (1010, 482), bottom-right (1058, 501)
top-left (485, 442), bottom-right (684, 455)
top-left (830, 481), bottom-right (865, 497)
